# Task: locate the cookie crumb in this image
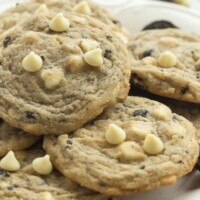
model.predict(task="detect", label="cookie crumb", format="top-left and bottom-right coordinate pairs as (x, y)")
top-left (32, 155), bottom-right (53, 175)
top-left (73, 1), bottom-right (91, 15)
top-left (49, 13), bottom-right (70, 32)
top-left (22, 51), bottom-right (43, 72)
top-left (0, 151), bottom-right (20, 172)
top-left (105, 123), bottom-right (126, 145)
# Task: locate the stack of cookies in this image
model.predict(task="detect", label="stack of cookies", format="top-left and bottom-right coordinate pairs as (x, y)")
top-left (0, 0), bottom-right (199, 199)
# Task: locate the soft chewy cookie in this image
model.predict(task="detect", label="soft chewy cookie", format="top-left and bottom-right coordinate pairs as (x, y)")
top-left (0, 146), bottom-right (116, 200)
top-left (129, 28), bottom-right (200, 103)
top-left (0, 11), bottom-right (130, 135)
top-left (0, 0), bottom-right (127, 42)
top-left (0, 119), bottom-right (39, 157)
top-left (43, 96), bottom-right (199, 196)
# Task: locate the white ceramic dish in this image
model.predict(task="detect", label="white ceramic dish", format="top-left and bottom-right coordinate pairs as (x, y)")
top-left (0, 0), bottom-right (200, 200)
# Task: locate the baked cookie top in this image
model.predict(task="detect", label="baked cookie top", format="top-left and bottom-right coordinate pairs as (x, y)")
top-left (0, 119), bottom-right (39, 157)
top-left (0, 11), bottom-right (130, 135)
top-left (0, 146), bottom-right (115, 200)
top-left (0, 0), bottom-right (126, 41)
top-left (129, 28), bottom-right (200, 103)
top-left (43, 96), bottom-right (199, 196)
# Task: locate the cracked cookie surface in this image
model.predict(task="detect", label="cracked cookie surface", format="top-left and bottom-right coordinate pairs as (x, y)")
top-left (0, 145), bottom-right (116, 200)
top-left (44, 96), bottom-right (199, 196)
top-left (129, 28), bottom-right (200, 103)
top-left (0, 11), bottom-right (130, 135)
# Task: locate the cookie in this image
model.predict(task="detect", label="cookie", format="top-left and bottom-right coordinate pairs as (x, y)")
top-left (129, 28), bottom-right (200, 103)
top-left (166, 104), bottom-right (200, 147)
top-left (43, 96), bottom-right (199, 196)
top-left (0, 146), bottom-right (116, 200)
top-left (0, 0), bottom-right (127, 42)
top-left (0, 11), bottom-right (130, 135)
top-left (0, 119), bottom-right (40, 157)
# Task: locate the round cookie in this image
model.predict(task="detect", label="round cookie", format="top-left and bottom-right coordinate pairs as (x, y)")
top-left (129, 28), bottom-right (200, 103)
top-left (0, 147), bottom-right (116, 200)
top-left (0, 0), bottom-right (126, 40)
top-left (0, 11), bottom-right (130, 135)
top-left (0, 119), bottom-right (40, 157)
top-left (43, 96), bottom-right (199, 196)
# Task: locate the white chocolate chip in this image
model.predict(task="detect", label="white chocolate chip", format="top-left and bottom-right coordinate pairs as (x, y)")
top-left (128, 121), bottom-right (153, 138)
top-left (32, 155), bottom-right (53, 175)
top-left (83, 48), bottom-right (103, 67)
top-left (158, 51), bottom-right (177, 68)
top-left (152, 105), bottom-right (172, 120)
top-left (175, 0), bottom-right (189, 5)
top-left (73, 1), bottom-right (91, 15)
top-left (0, 151), bottom-right (20, 172)
top-left (143, 134), bottom-right (164, 155)
top-left (67, 55), bottom-right (84, 72)
top-left (105, 123), bottom-right (126, 145)
top-left (118, 141), bottom-right (146, 161)
top-left (159, 37), bottom-right (178, 47)
top-left (41, 69), bottom-right (64, 89)
top-left (22, 51), bottom-right (43, 72)
top-left (80, 39), bottom-right (99, 52)
top-left (143, 56), bottom-right (157, 66)
top-left (49, 13), bottom-right (70, 32)
top-left (40, 192), bottom-right (54, 200)
top-left (35, 4), bottom-right (49, 14)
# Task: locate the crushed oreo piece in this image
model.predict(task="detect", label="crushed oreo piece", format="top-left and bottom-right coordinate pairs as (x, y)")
top-left (26, 111), bottom-right (36, 120)
top-left (0, 169), bottom-right (10, 177)
top-left (142, 20), bottom-right (178, 31)
top-left (139, 49), bottom-right (154, 59)
top-left (3, 37), bottom-right (11, 48)
top-left (104, 49), bottom-right (112, 59)
top-left (140, 165), bottom-right (145, 169)
top-left (133, 109), bottom-right (148, 117)
top-left (41, 56), bottom-right (45, 61)
top-left (106, 35), bottom-right (112, 40)
top-left (112, 19), bottom-right (120, 25)
top-left (7, 186), bottom-right (14, 190)
top-left (66, 140), bottom-right (73, 145)
top-left (180, 85), bottom-right (189, 95)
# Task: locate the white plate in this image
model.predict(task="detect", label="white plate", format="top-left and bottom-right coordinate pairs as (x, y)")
top-left (0, 1), bottom-right (200, 200)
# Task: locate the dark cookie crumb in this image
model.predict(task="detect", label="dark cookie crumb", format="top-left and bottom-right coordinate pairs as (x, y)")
top-left (26, 111), bottom-right (36, 120)
top-left (139, 49), bottom-right (154, 59)
top-left (3, 37), bottom-right (12, 48)
top-left (180, 85), bottom-right (189, 95)
top-left (106, 35), bottom-right (112, 40)
top-left (112, 19), bottom-right (121, 25)
top-left (140, 165), bottom-right (145, 169)
top-left (7, 186), bottom-right (14, 190)
top-left (142, 20), bottom-right (178, 31)
top-left (66, 140), bottom-right (73, 145)
top-left (133, 109), bottom-right (148, 117)
top-left (40, 56), bottom-right (45, 61)
top-left (104, 49), bottom-right (112, 59)
top-left (0, 169), bottom-right (10, 177)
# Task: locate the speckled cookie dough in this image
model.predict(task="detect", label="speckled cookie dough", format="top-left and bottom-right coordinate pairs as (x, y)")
top-left (0, 0), bottom-right (127, 43)
top-left (0, 146), bottom-right (117, 200)
top-left (0, 119), bottom-right (39, 157)
top-left (43, 96), bottom-right (199, 196)
top-left (0, 11), bottom-right (131, 135)
top-left (167, 104), bottom-right (200, 148)
top-left (129, 28), bottom-right (200, 103)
